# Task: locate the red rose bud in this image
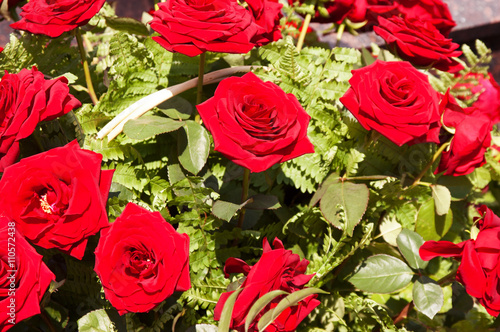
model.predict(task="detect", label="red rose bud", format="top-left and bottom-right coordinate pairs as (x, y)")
top-left (420, 206), bottom-right (500, 316)
top-left (150, 0), bottom-right (269, 57)
top-left (214, 238), bottom-right (320, 331)
top-left (0, 67), bottom-right (81, 172)
top-left (340, 60), bottom-right (442, 146)
top-left (434, 91), bottom-right (492, 176)
top-left (196, 72), bottom-right (314, 173)
top-left (10, 0), bottom-right (106, 38)
top-left (0, 141), bottom-right (114, 259)
top-left (374, 16), bottom-right (463, 73)
top-left (94, 203), bottom-right (191, 315)
top-left (395, 0), bottom-right (456, 37)
top-left (0, 217), bottom-right (55, 331)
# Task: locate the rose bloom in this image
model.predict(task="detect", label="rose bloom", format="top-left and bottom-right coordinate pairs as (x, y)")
top-left (150, 0), bottom-right (277, 57)
top-left (339, 60), bottom-right (442, 146)
top-left (246, 0), bottom-right (283, 47)
top-left (0, 67), bottom-right (81, 172)
top-left (196, 72), bottom-right (314, 173)
top-left (10, 0), bottom-right (106, 38)
top-left (395, 0), bottom-right (455, 37)
top-left (420, 206), bottom-right (500, 316)
top-left (434, 91), bottom-right (492, 176)
top-left (288, 0), bottom-right (397, 25)
top-left (373, 16), bottom-right (463, 73)
top-left (453, 73), bottom-right (500, 124)
top-left (0, 217), bottom-right (55, 331)
top-left (214, 238), bottom-right (320, 332)
top-left (94, 202), bottom-right (191, 315)
top-left (0, 141), bottom-right (114, 259)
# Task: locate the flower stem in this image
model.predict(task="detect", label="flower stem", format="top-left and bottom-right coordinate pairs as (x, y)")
top-left (196, 52), bottom-right (206, 106)
top-left (75, 28), bottom-right (98, 105)
top-left (237, 168), bottom-right (251, 228)
top-left (296, 13), bottom-right (312, 52)
top-left (411, 141), bottom-right (451, 187)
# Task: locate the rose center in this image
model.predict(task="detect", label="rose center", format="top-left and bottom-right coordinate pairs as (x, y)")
top-left (237, 98), bottom-right (281, 140)
top-left (126, 248), bottom-right (155, 278)
top-left (37, 189), bottom-right (66, 216)
top-left (39, 193), bottom-right (54, 215)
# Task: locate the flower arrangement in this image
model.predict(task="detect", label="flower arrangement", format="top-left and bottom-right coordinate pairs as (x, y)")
top-left (1, 0), bottom-right (500, 330)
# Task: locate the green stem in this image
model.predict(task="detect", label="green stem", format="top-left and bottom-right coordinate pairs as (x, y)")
top-left (411, 141), bottom-right (450, 187)
top-left (336, 23), bottom-right (346, 47)
top-left (296, 13), bottom-right (312, 52)
top-left (237, 168), bottom-right (251, 228)
top-left (75, 28), bottom-right (98, 105)
top-left (196, 52), bottom-right (206, 105)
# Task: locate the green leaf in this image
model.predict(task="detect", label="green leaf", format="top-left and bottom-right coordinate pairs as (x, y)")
top-left (218, 288), bottom-right (244, 332)
top-left (379, 217), bottom-right (402, 246)
top-left (415, 199), bottom-right (453, 241)
top-left (348, 254), bottom-right (414, 293)
top-left (467, 167), bottom-right (491, 189)
top-left (396, 229), bottom-right (428, 270)
top-left (437, 175), bottom-right (472, 200)
top-left (413, 276), bottom-right (443, 320)
top-left (245, 194), bottom-right (281, 210)
top-left (104, 16), bottom-right (149, 36)
top-left (77, 309), bottom-right (115, 332)
top-left (361, 48), bottom-right (376, 66)
top-left (178, 120), bottom-right (210, 175)
top-left (212, 200), bottom-right (244, 222)
top-left (319, 180), bottom-right (369, 236)
top-left (245, 290), bottom-right (289, 332)
top-left (158, 96), bottom-right (193, 120)
top-left (257, 288), bottom-right (328, 331)
top-left (123, 115), bottom-right (184, 140)
top-left (431, 184), bottom-right (451, 216)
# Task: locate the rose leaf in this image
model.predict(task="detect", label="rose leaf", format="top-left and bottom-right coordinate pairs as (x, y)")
top-left (319, 180), bottom-right (369, 236)
top-left (431, 184), bottom-right (451, 216)
top-left (178, 120), bottom-right (210, 175)
top-left (415, 199), bottom-right (453, 241)
top-left (396, 228), bottom-right (428, 270)
top-left (348, 254), bottom-right (414, 293)
top-left (413, 276), bottom-right (444, 320)
top-left (77, 309), bottom-right (115, 332)
top-left (123, 115), bottom-right (184, 140)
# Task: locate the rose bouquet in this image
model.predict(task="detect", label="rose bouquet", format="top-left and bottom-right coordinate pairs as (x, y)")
top-left (1, 0), bottom-right (500, 330)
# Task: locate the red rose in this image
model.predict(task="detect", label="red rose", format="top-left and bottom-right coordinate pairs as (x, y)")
top-left (0, 67), bottom-right (81, 172)
top-left (373, 16), bottom-right (463, 73)
top-left (347, 0), bottom-right (398, 24)
top-left (150, 0), bottom-right (261, 57)
top-left (10, 0), bottom-right (105, 38)
top-left (420, 206), bottom-right (500, 316)
top-left (288, 0), bottom-right (355, 24)
top-left (0, 141), bottom-right (114, 259)
top-left (453, 73), bottom-right (500, 124)
top-left (94, 203), bottom-right (190, 315)
top-left (196, 72), bottom-right (314, 173)
top-left (246, 0), bottom-right (283, 47)
top-left (214, 238), bottom-right (320, 331)
top-left (288, 0), bottom-right (397, 25)
top-left (1, 217), bottom-right (55, 331)
top-left (395, 0), bottom-right (455, 37)
top-left (434, 91), bottom-right (492, 176)
top-left (339, 60), bottom-right (441, 146)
